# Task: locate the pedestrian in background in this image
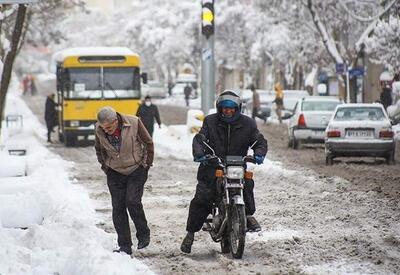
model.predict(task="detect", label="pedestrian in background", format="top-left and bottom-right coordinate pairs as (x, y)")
top-left (30, 75), bottom-right (37, 95)
top-left (168, 80), bottom-right (173, 97)
top-left (136, 95), bottom-right (161, 137)
top-left (44, 93), bottom-right (57, 143)
top-left (184, 83), bottom-right (192, 107)
top-left (380, 85), bottom-right (393, 110)
top-left (94, 106), bottom-right (154, 255)
top-left (22, 74), bottom-right (31, 95)
top-left (250, 84), bottom-right (266, 123)
top-left (273, 83), bottom-right (284, 124)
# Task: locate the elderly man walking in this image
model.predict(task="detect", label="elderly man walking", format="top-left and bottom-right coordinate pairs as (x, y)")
top-left (94, 106), bottom-right (154, 255)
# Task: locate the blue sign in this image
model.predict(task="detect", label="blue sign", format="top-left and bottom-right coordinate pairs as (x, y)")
top-left (349, 67), bottom-right (365, 77)
top-left (336, 63), bottom-right (346, 74)
top-left (318, 71), bottom-right (328, 82)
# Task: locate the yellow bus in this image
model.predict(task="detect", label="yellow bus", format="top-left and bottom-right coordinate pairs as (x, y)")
top-left (54, 47), bottom-right (147, 146)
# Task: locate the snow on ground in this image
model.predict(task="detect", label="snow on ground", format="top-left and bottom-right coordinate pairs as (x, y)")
top-left (153, 94), bottom-right (201, 109)
top-left (0, 81), bottom-right (153, 275)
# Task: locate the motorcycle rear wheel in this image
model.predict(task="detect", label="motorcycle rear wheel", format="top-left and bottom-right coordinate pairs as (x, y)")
top-left (229, 204), bottom-right (246, 259)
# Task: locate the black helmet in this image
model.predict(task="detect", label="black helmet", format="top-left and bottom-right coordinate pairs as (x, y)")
top-left (216, 90), bottom-right (242, 123)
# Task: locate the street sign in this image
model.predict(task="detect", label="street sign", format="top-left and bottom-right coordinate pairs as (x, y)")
top-left (202, 48), bottom-right (212, 61)
top-left (349, 67), bottom-right (365, 77)
top-left (0, 0), bottom-right (38, 3)
top-left (336, 63), bottom-right (346, 74)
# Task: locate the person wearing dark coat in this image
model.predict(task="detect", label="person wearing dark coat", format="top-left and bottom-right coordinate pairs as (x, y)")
top-left (44, 93), bottom-right (57, 143)
top-left (380, 87), bottom-right (393, 110)
top-left (136, 96), bottom-right (161, 137)
top-left (180, 90), bottom-right (268, 254)
top-left (184, 84), bottom-right (192, 107)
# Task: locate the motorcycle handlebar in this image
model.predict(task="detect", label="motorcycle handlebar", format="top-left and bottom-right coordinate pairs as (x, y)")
top-left (243, 155), bottom-right (256, 164)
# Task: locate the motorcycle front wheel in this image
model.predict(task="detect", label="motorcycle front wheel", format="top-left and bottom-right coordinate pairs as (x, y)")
top-left (229, 204), bottom-right (246, 259)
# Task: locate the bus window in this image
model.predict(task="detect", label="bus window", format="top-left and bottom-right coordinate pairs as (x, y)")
top-left (103, 67), bottom-right (140, 99)
top-left (67, 68), bottom-right (102, 99)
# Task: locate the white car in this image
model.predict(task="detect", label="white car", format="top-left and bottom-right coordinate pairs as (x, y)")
top-left (288, 96), bottom-right (342, 149)
top-left (271, 90), bottom-right (310, 119)
top-left (141, 81), bottom-right (167, 98)
top-left (325, 103), bottom-right (396, 165)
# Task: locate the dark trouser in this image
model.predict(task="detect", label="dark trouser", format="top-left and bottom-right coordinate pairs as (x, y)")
top-left (46, 124), bottom-right (54, 141)
top-left (252, 108), bottom-right (266, 122)
top-left (144, 125), bottom-right (154, 138)
top-left (186, 166), bottom-right (256, 233)
top-left (106, 166), bottom-right (150, 249)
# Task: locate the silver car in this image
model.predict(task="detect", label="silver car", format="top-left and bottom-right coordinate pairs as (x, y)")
top-left (288, 96), bottom-right (342, 149)
top-left (325, 103), bottom-right (396, 165)
top-left (142, 81), bottom-right (167, 98)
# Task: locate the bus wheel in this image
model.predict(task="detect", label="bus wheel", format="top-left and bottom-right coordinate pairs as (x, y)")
top-left (65, 134), bottom-right (77, 147)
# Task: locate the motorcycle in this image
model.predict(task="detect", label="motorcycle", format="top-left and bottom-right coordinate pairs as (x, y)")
top-left (200, 138), bottom-right (257, 259)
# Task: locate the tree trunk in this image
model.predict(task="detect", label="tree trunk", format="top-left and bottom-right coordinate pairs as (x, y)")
top-left (0, 5), bottom-right (27, 135)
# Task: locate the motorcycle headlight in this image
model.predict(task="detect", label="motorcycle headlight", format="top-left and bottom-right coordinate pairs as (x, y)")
top-left (69, 120), bottom-right (79, 127)
top-left (226, 166), bottom-right (244, 179)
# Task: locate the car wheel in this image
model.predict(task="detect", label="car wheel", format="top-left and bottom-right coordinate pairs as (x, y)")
top-left (288, 135), bottom-right (293, 148)
top-left (325, 154), bottom-right (334, 166)
top-left (292, 137), bottom-right (299, 150)
top-left (386, 151), bottom-right (395, 165)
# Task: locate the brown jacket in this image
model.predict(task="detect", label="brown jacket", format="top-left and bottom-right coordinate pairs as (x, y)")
top-left (94, 113), bottom-right (154, 175)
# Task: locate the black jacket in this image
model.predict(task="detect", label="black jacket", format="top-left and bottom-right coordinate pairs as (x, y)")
top-left (44, 97), bottom-right (57, 128)
top-left (193, 113), bottom-right (268, 160)
top-left (136, 104), bottom-right (161, 134)
top-left (380, 88), bottom-right (392, 109)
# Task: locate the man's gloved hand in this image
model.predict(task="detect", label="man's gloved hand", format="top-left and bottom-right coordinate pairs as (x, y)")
top-left (254, 155), bottom-right (265, 165)
top-left (194, 155), bottom-right (209, 165)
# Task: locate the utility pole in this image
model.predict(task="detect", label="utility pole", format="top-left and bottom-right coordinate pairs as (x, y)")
top-left (201, 0), bottom-right (215, 115)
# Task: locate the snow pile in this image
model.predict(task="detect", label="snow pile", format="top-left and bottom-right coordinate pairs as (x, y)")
top-left (0, 85), bottom-right (153, 274)
top-left (153, 124), bottom-right (194, 161)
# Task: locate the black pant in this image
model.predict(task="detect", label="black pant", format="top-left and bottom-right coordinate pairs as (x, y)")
top-left (46, 124), bottom-right (54, 141)
top-left (186, 166), bottom-right (256, 233)
top-left (252, 108), bottom-right (266, 122)
top-left (106, 166), bottom-right (150, 248)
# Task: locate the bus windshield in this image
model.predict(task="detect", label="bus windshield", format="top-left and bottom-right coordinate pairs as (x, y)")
top-left (65, 67), bottom-right (140, 99)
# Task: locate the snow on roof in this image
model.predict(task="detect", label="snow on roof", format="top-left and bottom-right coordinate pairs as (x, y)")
top-left (336, 103), bottom-right (384, 108)
top-left (302, 96), bottom-right (341, 102)
top-left (52, 47), bottom-right (138, 63)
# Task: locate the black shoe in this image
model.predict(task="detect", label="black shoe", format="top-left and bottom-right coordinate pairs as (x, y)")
top-left (113, 247), bottom-right (132, 255)
top-left (137, 238), bottom-right (150, 250)
top-left (247, 216), bottom-right (262, 232)
top-left (180, 232), bottom-right (194, 254)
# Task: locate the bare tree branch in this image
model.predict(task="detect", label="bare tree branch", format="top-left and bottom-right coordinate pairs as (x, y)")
top-left (306, 0), bottom-right (344, 64)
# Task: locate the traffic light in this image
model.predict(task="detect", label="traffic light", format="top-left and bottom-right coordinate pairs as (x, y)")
top-left (202, 0), bottom-right (214, 39)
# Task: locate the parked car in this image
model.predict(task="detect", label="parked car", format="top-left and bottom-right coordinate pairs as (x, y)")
top-left (271, 90), bottom-right (310, 119)
top-left (288, 96), bottom-right (342, 149)
top-left (244, 90), bottom-right (275, 118)
top-left (325, 103), bottom-right (396, 165)
top-left (141, 81), bottom-right (167, 98)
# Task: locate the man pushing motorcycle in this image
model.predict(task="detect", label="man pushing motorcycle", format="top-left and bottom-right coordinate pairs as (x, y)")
top-left (181, 90), bottom-right (268, 254)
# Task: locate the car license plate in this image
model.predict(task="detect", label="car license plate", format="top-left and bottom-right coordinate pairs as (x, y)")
top-left (346, 130), bottom-right (373, 138)
top-left (312, 130), bottom-right (325, 137)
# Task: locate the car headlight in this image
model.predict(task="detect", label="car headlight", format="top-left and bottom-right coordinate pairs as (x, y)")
top-left (226, 166), bottom-right (244, 179)
top-left (69, 120), bottom-right (80, 127)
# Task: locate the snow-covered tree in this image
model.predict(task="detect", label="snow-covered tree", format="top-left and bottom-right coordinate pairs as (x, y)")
top-left (365, 1), bottom-right (400, 71)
